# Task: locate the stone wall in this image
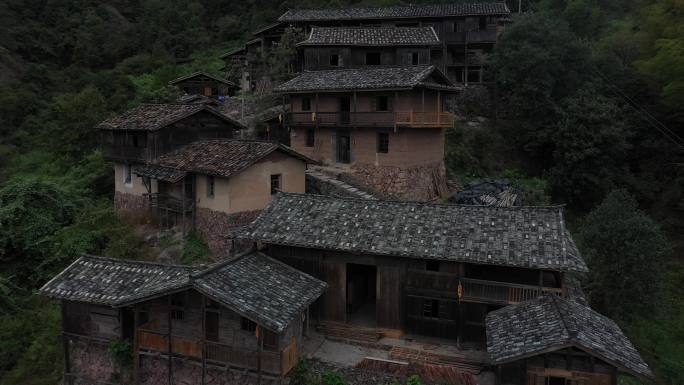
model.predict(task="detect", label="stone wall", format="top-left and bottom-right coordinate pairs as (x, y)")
top-left (66, 337), bottom-right (118, 384)
top-left (139, 356), bottom-right (276, 385)
top-left (306, 170), bottom-right (378, 200)
top-left (114, 191), bottom-right (148, 211)
top-left (350, 161), bottom-right (448, 201)
top-left (195, 208), bottom-right (261, 257)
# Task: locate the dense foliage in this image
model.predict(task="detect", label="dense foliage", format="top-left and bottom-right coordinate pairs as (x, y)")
top-left (0, 0), bottom-right (681, 384)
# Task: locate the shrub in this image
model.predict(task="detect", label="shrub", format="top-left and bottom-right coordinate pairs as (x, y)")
top-left (321, 370), bottom-right (347, 385)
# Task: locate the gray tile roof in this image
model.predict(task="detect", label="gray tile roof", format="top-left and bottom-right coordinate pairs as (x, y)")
top-left (97, 104), bottom-right (247, 131)
top-left (298, 27), bottom-right (440, 46)
top-left (133, 164), bottom-right (187, 183)
top-left (274, 65), bottom-right (457, 93)
top-left (279, 2), bottom-right (510, 22)
top-left (169, 71), bottom-right (236, 87)
top-left (486, 295), bottom-right (653, 380)
top-left (40, 252), bottom-right (326, 332)
top-left (193, 252), bottom-right (327, 332)
top-left (39, 255), bottom-right (195, 306)
top-left (150, 139), bottom-right (314, 179)
top-left (237, 193), bottom-right (587, 273)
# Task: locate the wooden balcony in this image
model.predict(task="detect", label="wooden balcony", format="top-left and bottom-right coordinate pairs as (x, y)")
top-left (102, 145), bottom-right (148, 162)
top-left (444, 30), bottom-right (498, 44)
top-left (287, 111), bottom-right (454, 128)
top-left (145, 193), bottom-right (194, 214)
top-left (406, 270), bottom-right (565, 305)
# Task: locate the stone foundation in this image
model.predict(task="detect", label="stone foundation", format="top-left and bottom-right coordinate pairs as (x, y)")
top-left (114, 191), bottom-right (148, 211)
top-left (350, 161), bottom-right (448, 201)
top-left (139, 356), bottom-right (276, 385)
top-left (66, 337), bottom-right (119, 384)
top-left (195, 208), bottom-right (261, 257)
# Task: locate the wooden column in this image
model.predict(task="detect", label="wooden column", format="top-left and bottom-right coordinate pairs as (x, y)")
top-left (133, 307), bottom-right (140, 385)
top-left (257, 326), bottom-right (264, 385)
top-left (181, 178), bottom-right (186, 239)
top-left (167, 296), bottom-right (172, 385)
top-left (457, 263), bottom-right (466, 346)
top-left (521, 359), bottom-right (527, 385)
top-left (201, 296), bottom-right (206, 385)
top-left (305, 306), bottom-right (310, 337)
top-left (62, 301), bottom-right (70, 379)
top-left (464, 41), bottom-right (468, 86)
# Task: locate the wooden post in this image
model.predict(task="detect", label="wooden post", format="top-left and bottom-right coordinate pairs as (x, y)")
top-left (201, 296), bottom-right (206, 385)
top-left (167, 296), bottom-right (172, 385)
top-left (495, 365), bottom-right (501, 385)
top-left (133, 307), bottom-right (139, 385)
top-left (611, 366), bottom-right (618, 385)
top-left (521, 359), bottom-right (527, 385)
top-left (257, 327), bottom-right (264, 385)
top-left (464, 41), bottom-right (468, 87)
top-left (305, 306), bottom-right (310, 337)
top-left (181, 178), bottom-right (186, 239)
top-left (437, 91), bottom-right (441, 125)
top-left (62, 301), bottom-right (70, 380)
top-left (457, 263), bottom-right (465, 347)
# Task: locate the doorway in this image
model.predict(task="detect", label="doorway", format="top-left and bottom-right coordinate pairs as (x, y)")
top-left (339, 96), bottom-right (351, 125)
top-left (346, 264), bottom-right (377, 326)
top-left (336, 130), bottom-right (351, 164)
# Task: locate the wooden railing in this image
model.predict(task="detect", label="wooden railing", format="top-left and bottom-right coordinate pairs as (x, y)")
top-left (287, 111), bottom-right (453, 128)
top-left (406, 270), bottom-right (565, 305)
top-left (102, 145), bottom-right (148, 162)
top-left (144, 193), bottom-right (194, 213)
top-left (137, 329), bottom-right (285, 375)
top-left (444, 30), bottom-right (498, 43)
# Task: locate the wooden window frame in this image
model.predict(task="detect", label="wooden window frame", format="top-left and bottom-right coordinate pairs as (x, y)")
top-left (270, 174), bottom-right (281, 195)
top-left (301, 97), bottom-right (311, 111)
top-left (241, 317), bottom-right (257, 332)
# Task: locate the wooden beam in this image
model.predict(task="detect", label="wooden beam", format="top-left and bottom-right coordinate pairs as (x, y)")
top-left (201, 296), bottom-right (206, 385)
top-left (62, 301), bottom-right (70, 379)
top-left (133, 307), bottom-right (140, 385)
top-left (167, 296), bottom-right (172, 385)
top-left (257, 327), bottom-right (263, 385)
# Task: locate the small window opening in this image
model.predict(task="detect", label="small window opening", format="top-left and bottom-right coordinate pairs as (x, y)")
top-left (366, 52), bottom-right (381, 65)
top-left (377, 132), bottom-right (389, 153)
top-left (376, 96), bottom-right (389, 111)
top-left (301, 97), bottom-right (311, 111)
top-left (426, 260), bottom-right (440, 271)
top-left (330, 54), bottom-right (339, 66)
top-left (270, 174), bottom-right (281, 195)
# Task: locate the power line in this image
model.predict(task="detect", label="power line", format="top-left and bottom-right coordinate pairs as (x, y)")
top-left (592, 69), bottom-right (684, 150)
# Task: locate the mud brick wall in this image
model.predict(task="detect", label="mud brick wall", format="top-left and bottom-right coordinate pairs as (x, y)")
top-left (350, 161), bottom-right (448, 201)
top-left (195, 208), bottom-right (260, 257)
top-left (66, 337), bottom-right (118, 384)
top-left (114, 191), bottom-right (149, 211)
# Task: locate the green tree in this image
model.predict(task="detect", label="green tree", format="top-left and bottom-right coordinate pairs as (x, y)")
top-left (579, 189), bottom-right (670, 322)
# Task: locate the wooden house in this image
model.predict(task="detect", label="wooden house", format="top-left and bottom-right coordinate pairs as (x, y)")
top-left (275, 65), bottom-right (457, 200)
top-left (132, 139), bottom-right (314, 254)
top-left (224, 2), bottom-right (511, 87)
top-left (297, 26), bottom-right (440, 71)
top-left (99, 103), bottom-right (246, 212)
top-left (40, 252), bottom-right (326, 385)
top-left (236, 193), bottom-right (587, 344)
top-left (486, 295), bottom-right (654, 385)
top-left (169, 71), bottom-right (237, 98)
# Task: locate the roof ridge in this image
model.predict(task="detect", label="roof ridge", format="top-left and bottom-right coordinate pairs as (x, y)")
top-left (550, 294), bottom-right (577, 340)
top-left (274, 191), bottom-right (567, 210)
top-left (191, 248), bottom-right (256, 279)
top-left (79, 253), bottom-right (195, 269)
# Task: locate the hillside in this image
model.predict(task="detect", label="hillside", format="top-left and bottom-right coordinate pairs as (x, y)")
top-left (0, 0), bottom-right (682, 384)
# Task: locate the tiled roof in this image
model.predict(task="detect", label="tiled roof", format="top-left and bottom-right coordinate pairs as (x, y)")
top-left (97, 104), bottom-right (246, 131)
top-left (40, 252), bottom-right (326, 332)
top-left (39, 255), bottom-right (195, 307)
top-left (274, 65), bottom-right (457, 93)
top-left (486, 295), bottom-right (653, 380)
top-left (151, 139), bottom-right (314, 178)
top-left (298, 27), bottom-right (439, 46)
top-left (193, 252), bottom-right (327, 332)
top-left (169, 71), bottom-right (236, 87)
top-left (237, 193), bottom-right (587, 273)
top-left (279, 2), bottom-right (510, 22)
top-left (133, 164), bottom-right (187, 183)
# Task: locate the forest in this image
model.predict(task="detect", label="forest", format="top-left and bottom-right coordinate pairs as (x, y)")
top-left (0, 0), bottom-right (681, 384)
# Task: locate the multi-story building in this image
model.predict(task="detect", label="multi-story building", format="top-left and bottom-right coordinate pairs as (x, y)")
top-left (224, 2), bottom-right (511, 90)
top-left (276, 64), bottom-right (457, 200)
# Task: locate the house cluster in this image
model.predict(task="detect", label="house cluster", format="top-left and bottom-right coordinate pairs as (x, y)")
top-left (41, 2), bottom-right (655, 385)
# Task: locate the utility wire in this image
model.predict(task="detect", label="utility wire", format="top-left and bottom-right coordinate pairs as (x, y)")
top-left (592, 69), bottom-right (684, 150)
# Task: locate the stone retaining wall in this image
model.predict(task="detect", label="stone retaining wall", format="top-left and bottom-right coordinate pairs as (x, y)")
top-left (350, 161), bottom-right (448, 201)
top-left (139, 356), bottom-right (276, 385)
top-left (66, 337), bottom-right (119, 384)
top-left (195, 208), bottom-right (260, 257)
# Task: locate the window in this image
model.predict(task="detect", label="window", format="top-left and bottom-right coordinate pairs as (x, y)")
top-left (137, 310), bottom-right (150, 327)
top-left (479, 16), bottom-right (487, 31)
top-left (425, 260), bottom-right (440, 272)
top-left (306, 127), bottom-right (315, 147)
top-left (396, 22), bottom-right (419, 27)
top-left (123, 164), bottom-right (132, 186)
top-left (329, 54), bottom-right (339, 67)
top-left (205, 311), bottom-right (219, 342)
top-left (301, 97), bottom-right (311, 111)
top-left (366, 52), bottom-right (381, 65)
top-left (170, 293), bottom-right (185, 320)
top-left (375, 96), bottom-right (389, 111)
top-left (547, 377), bottom-right (567, 385)
top-left (377, 132), bottom-right (389, 153)
top-left (207, 176), bottom-right (215, 198)
top-left (423, 299), bottom-right (440, 318)
top-left (411, 52), bottom-right (419, 65)
top-left (270, 174), bottom-right (281, 195)
top-left (241, 317), bottom-right (257, 332)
